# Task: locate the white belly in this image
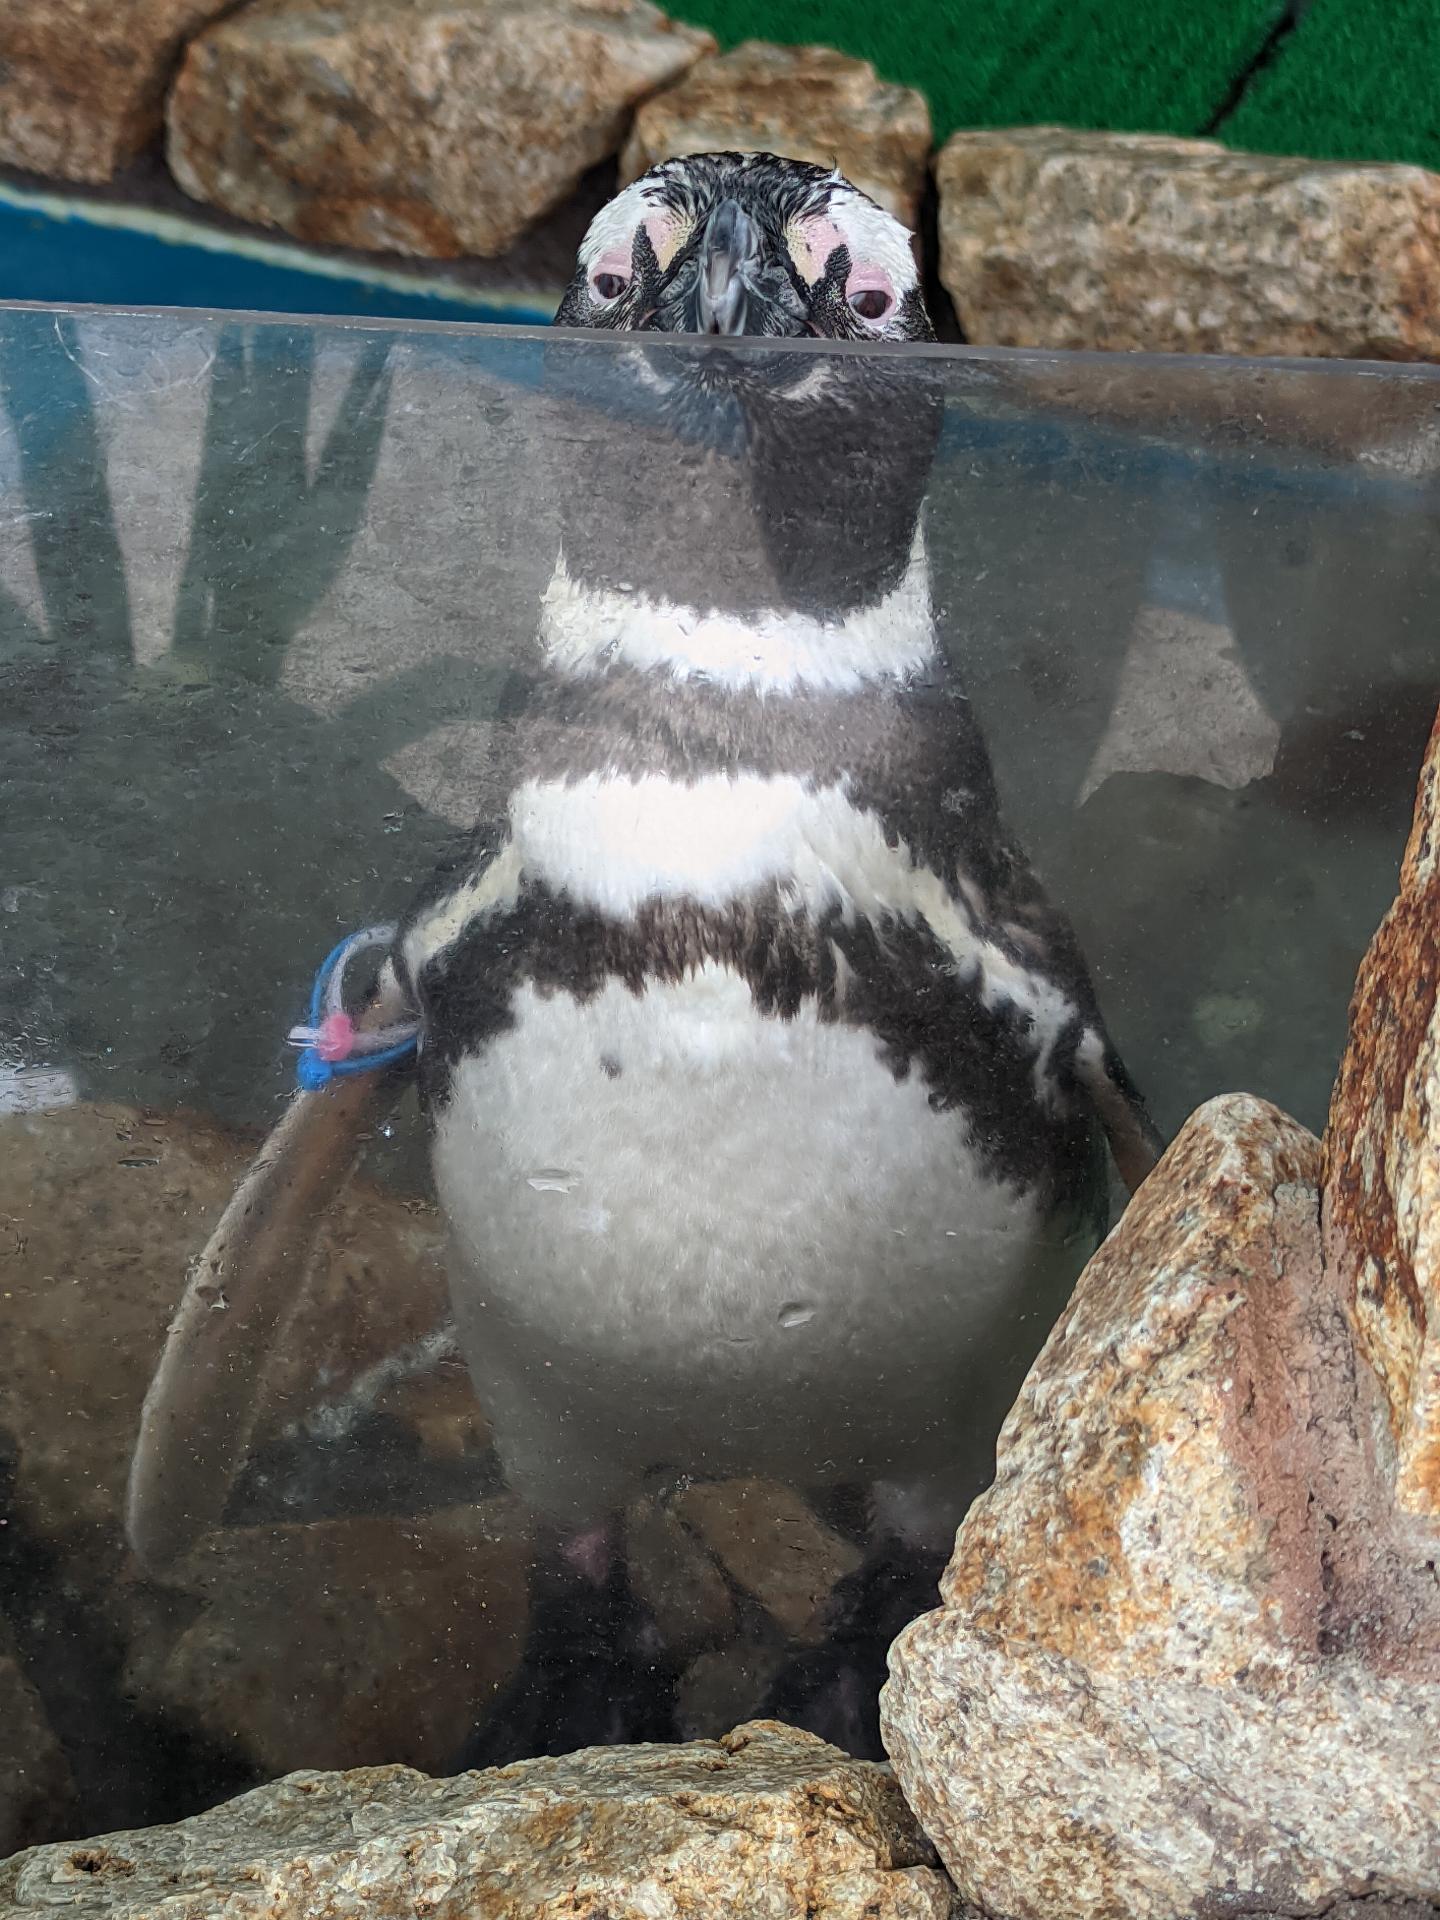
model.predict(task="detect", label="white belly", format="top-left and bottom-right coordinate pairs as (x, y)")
top-left (431, 963), bottom-right (1094, 1522)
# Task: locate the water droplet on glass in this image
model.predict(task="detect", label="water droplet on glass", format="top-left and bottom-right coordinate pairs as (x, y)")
top-left (778, 1301), bottom-right (814, 1330)
top-left (527, 1168), bottom-right (580, 1194)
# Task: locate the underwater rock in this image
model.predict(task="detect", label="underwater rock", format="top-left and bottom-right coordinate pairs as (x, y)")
top-left (0, 1102), bottom-right (500, 1815)
top-left (0, 1720), bottom-right (958, 1916)
top-left (671, 1476), bottom-right (864, 1645)
top-left (0, 1621), bottom-right (76, 1858)
top-left (935, 129), bottom-right (1440, 359)
top-left (673, 1641), bottom-right (789, 1742)
top-left (128, 1504), bottom-right (530, 1777)
top-left (0, 1101), bottom-right (470, 1557)
top-left (619, 41), bottom-right (931, 226)
top-left (1325, 705), bottom-right (1440, 1518)
top-left (0, 1), bottom-right (234, 183)
top-left (625, 1492), bottom-right (738, 1656)
top-left (1077, 603), bottom-right (1280, 801)
top-left (882, 1093), bottom-right (1440, 1920)
top-left (165, 0), bottom-right (714, 258)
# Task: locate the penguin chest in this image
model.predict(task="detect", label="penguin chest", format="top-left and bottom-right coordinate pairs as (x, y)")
top-left (428, 961), bottom-right (1094, 1480)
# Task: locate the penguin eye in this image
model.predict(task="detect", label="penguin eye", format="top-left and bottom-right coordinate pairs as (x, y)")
top-left (848, 284), bottom-right (894, 323)
top-left (591, 271), bottom-right (630, 302)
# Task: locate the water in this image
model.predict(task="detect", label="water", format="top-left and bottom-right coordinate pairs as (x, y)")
top-left (2, 305), bottom-right (1438, 1848)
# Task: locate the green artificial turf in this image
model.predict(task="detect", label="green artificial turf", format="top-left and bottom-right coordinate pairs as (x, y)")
top-left (665, 0), bottom-right (1289, 145)
top-left (1222, 0), bottom-right (1440, 172)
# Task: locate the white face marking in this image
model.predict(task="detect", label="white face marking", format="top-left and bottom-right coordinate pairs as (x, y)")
top-left (578, 176), bottom-right (693, 298)
top-left (538, 525), bottom-right (934, 694)
top-left (787, 186), bottom-right (920, 327)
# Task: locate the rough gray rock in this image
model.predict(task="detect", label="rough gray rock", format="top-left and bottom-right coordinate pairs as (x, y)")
top-left (166, 0), bottom-right (715, 258)
top-left (936, 127), bottom-right (1440, 359)
top-left (0, 1720), bottom-right (959, 1916)
top-left (882, 1093), bottom-right (1440, 1920)
top-left (620, 40), bottom-right (931, 225)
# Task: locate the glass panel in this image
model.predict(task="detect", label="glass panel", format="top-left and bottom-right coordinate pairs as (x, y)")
top-left (3, 305), bottom-right (1438, 1837)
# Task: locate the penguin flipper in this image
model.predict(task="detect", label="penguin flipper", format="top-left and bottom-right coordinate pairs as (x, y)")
top-left (1073, 1025), bottom-right (1166, 1197)
top-left (125, 974), bottom-right (413, 1573)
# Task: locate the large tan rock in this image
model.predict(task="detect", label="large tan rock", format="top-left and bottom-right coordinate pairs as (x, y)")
top-left (0, 0), bottom-right (234, 183)
top-left (1325, 707), bottom-right (1440, 1516)
top-left (882, 1094), bottom-right (1440, 1920)
top-left (0, 1720), bottom-right (959, 1917)
top-left (166, 0), bottom-right (715, 258)
top-left (620, 41), bottom-right (931, 225)
top-left (937, 127), bottom-right (1440, 360)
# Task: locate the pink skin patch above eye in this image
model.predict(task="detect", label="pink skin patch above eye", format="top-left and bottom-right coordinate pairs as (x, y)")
top-left (801, 214), bottom-right (845, 275)
top-left (794, 213), bottom-right (896, 318)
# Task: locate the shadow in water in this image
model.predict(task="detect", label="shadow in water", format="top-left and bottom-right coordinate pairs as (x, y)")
top-left (0, 316), bottom-right (464, 1121)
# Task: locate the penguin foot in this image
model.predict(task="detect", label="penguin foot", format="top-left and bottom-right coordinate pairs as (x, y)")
top-left (455, 1535), bottom-right (679, 1768)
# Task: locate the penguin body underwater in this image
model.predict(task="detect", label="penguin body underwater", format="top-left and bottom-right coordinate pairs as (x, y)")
top-left (128, 154), bottom-right (1160, 1755)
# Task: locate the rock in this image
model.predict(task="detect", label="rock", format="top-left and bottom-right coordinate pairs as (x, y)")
top-left (0, 1), bottom-right (235, 183)
top-left (882, 1094), bottom-right (1440, 1920)
top-left (1076, 602), bottom-right (1280, 802)
top-left (620, 41), bottom-right (931, 226)
top-left (1325, 706), bottom-right (1440, 1516)
top-left (0, 1102), bottom-right (502, 1824)
top-left (0, 1101), bottom-right (473, 1559)
top-left (0, 1620), bottom-right (76, 1856)
top-left (936, 128), bottom-right (1440, 360)
top-left (671, 1476), bottom-right (863, 1645)
top-left (674, 1641), bottom-right (787, 1742)
top-left (127, 1503), bottom-right (530, 1776)
top-left (0, 1720), bottom-right (959, 1917)
top-left (166, 0), bottom-right (715, 259)
top-left (626, 1492), bottom-right (738, 1655)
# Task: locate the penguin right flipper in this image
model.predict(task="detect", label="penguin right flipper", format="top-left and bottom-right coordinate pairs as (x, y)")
top-left (125, 970), bottom-right (414, 1573)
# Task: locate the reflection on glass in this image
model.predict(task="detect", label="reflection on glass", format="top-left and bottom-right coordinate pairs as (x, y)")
top-left (2, 306), bottom-right (1439, 1841)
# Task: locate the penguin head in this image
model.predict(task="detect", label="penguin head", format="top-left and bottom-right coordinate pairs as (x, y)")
top-left (554, 152), bottom-right (934, 343)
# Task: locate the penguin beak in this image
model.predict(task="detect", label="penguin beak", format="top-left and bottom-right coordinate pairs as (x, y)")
top-left (695, 198), bottom-right (759, 335)
top-left (649, 196), bottom-right (806, 338)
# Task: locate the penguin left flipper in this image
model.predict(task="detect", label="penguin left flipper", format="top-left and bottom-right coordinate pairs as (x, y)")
top-left (933, 826), bottom-right (1165, 1200)
top-left (1070, 1023), bottom-right (1166, 1196)
top-left (125, 972), bottom-right (414, 1574)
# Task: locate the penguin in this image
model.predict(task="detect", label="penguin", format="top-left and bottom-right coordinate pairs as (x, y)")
top-left (128, 153), bottom-right (1160, 1760)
